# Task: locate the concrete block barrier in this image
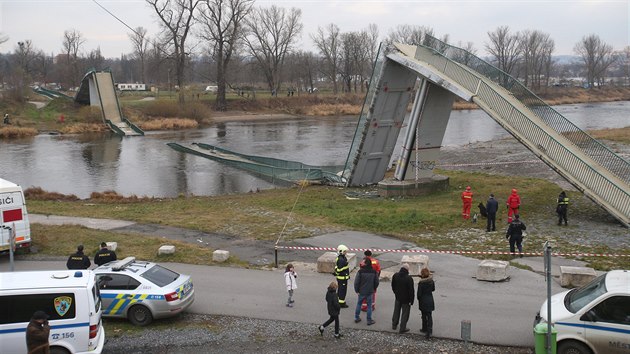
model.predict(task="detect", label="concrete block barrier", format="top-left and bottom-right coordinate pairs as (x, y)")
top-left (476, 260), bottom-right (510, 282)
top-left (560, 266), bottom-right (596, 288)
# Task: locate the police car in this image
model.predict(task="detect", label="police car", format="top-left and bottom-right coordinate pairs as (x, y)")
top-left (94, 257), bottom-right (194, 326)
top-left (534, 269), bottom-right (630, 354)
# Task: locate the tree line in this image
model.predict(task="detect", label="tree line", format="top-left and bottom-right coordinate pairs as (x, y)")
top-left (1, 0), bottom-right (629, 110)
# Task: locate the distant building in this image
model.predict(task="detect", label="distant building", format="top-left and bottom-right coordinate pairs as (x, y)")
top-left (116, 83), bottom-right (147, 91)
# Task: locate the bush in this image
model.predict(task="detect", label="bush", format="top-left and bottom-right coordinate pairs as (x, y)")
top-left (24, 187), bottom-right (79, 201)
top-left (142, 100), bottom-right (212, 120)
top-left (0, 126), bottom-right (38, 138)
top-left (76, 106), bottom-right (103, 123)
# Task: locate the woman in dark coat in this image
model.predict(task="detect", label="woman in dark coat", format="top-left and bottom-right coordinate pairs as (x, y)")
top-left (417, 267), bottom-right (435, 339)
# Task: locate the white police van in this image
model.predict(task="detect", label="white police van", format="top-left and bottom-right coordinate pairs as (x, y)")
top-left (0, 270), bottom-right (105, 354)
top-left (0, 177), bottom-right (31, 253)
top-left (535, 269), bottom-right (630, 354)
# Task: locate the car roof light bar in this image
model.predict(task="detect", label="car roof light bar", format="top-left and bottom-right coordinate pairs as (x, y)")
top-left (111, 256), bottom-right (136, 271)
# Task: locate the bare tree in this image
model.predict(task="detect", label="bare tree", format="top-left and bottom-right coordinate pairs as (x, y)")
top-left (339, 29), bottom-right (374, 93)
top-left (86, 47), bottom-right (105, 71)
top-left (62, 29), bottom-right (85, 87)
top-left (15, 40), bottom-right (36, 75)
top-left (146, 0), bottom-right (201, 104)
top-left (293, 50), bottom-right (317, 92)
top-left (311, 24), bottom-right (341, 94)
top-left (452, 41), bottom-right (478, 66)
top-left (198, 0), bottom-right (254, 111)
top-left (243, 5), bottom-right (302, 94)
top-left (386, 25), bottom-right (434, 46)
top-left (574, 34), bottom-right (616, 88)
top-left (485, 26), bottom-right (522, 84)
top-left (519, 30), bottom-right (555, 90)
top-left (34, 50), bottom-right (53, 83)
top-left (128, 27), bottom-right (149, 83)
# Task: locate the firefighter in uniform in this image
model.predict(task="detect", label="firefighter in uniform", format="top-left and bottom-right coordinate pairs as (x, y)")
top-left (334, 245), bottom-right (350, 308)
top-left (461, 186), bottom-right (473, 219)
top-left (556, 191), bottom-right (569, 226)
top-left (94, 242), bottom-right (117, 266)
top-left (361, 250), bottom-right (381, 311)
top-left (506, 188), bottom-right (521, 223)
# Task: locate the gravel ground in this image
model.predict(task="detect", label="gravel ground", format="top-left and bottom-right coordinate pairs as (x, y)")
top-left (102, 313), bottom-right (533, 354)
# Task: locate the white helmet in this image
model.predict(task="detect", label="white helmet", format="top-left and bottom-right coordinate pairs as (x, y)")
top-left (337, 244), bottom-right (348, 253)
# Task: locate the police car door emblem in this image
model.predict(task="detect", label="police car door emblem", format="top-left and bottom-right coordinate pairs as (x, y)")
top-left (54, 296), bottom-right (72, 316)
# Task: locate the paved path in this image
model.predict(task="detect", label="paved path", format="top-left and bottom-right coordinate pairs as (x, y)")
top-left (15, 215), bottom-right (599, 347)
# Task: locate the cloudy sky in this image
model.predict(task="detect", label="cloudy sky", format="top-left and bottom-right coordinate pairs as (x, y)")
top-left (0, 0), bottom-right (628, 58)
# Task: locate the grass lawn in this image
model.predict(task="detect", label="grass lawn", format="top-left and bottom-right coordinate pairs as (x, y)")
top-left (27, 170), bottom-right (630, 270)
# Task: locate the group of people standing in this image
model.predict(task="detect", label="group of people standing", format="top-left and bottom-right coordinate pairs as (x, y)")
top-left (462, 186), bottom-right (570, 256)
top-left (311, 247), bottom-right (435, 339)
top-left (66, 242), bottom-right (118, 270)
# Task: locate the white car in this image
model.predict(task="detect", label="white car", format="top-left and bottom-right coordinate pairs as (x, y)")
top-left (94, 257), bottom-right (194, 326)
top-left (534, 269), bottom-right (630, 354)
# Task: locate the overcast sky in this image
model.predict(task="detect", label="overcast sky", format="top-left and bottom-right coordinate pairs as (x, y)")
top-left (0, 0), bottom-right (628, 58)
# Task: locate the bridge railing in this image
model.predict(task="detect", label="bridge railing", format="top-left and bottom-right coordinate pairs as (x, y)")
top-left (413, 39), bottom-right (629, 221)
top-left (420, 35), bottom-right (630, 185)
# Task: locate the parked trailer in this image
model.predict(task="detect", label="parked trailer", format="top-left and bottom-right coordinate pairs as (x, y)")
top-left (0, 178), bottom-right (30, 253)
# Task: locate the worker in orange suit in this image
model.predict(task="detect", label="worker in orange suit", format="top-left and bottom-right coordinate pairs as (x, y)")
top-left (461, 186), bottom-right (473, 219)
top-left (506, 188), bottom-right (521, 223)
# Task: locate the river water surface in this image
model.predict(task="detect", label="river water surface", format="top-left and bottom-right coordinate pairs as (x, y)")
top-left (0, 101), bottom-right (628, 198)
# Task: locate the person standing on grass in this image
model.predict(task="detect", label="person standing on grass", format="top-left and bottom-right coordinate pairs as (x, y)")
top-left (556, 191), bottom-right (569, 226)
top-left (506, 214), bottom-right (527, 257)
top-left (284, 263), bottom-right (298, 307)
top-left (486, 194), bottom-right (499, 232)
top-left (461, 186), bottom-right (473, 219)
top-left (391, 263), bottom-right (414, 334)
top-left (319, 281), bottom-right (342, 339)
top-left (506, 188), bottom-right (521, 223)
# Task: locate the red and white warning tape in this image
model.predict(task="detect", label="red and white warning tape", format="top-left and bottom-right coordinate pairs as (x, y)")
top-left (437, 160), bottom-right (541, 168)
top-left (274, 245), bottom-right (630, 258)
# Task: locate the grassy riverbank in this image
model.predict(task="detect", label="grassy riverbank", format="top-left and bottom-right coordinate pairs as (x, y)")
top-left (2, 86), bottom-right (630, 136)
top-left (26, 169), bottom-right (630, 271)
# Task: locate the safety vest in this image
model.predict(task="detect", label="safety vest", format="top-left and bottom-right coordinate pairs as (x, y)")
top-left (462, 191), bottom-right (473, 203)
top-left (558, 197), bottom-right (569, 205)
top-left (334, 255), bottom-right (350, 280)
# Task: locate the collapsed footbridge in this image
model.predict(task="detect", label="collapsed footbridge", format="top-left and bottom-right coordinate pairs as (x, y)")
top-left (343, 36), bottom-right (630, 227)
top-left (75, 70), bottom-right (144, 136)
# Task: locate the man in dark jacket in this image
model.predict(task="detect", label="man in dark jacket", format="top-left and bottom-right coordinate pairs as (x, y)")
top-left (26, 310), bottom-right (50, 354)
top-left (506, 214), bottom-right (527, 257)
top-left (391, 263), bottom-right (414, 334)
top-left (66, 245), bottom-right (91, 269)
top-left (353, 257), bottom-right (379, 325)
top-left (486, 194), bottom-right (499, 232)
top-left (94, 242), bottom-right (117, 266)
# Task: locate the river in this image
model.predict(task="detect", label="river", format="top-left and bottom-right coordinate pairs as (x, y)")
top-left (0, 101), bottom-right (628, 198)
